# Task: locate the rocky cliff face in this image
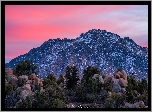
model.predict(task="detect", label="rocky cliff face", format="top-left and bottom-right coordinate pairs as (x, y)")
top-left (5, 29), bottom-right (148, 80)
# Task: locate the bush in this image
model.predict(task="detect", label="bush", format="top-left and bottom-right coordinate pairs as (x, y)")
top-left (15, 60), bottom-right (37, 77)
top-left (18, 96), bottom-right (32, 108)
top-left (103, 82), bottom-right (112, 92)
top-left (86, 93), bottom-right (96, 103)
top-left (75, 85), bottom-right (86, 102)
top-left (35, 85), bottom-right (41, 91)
top-left (32, 92), bottom-right (51, 108)
top-left (5, 83), bottom-right (13, 93)
top-left (51, 98), bottom-right (66, 108)
top-left (105, 98), bottom-right (114, 108)
top-left (114, 94), bottom-right (126, 108)
top-left (139, 90), bottom-right (148, 105)
top-left (65, 66), bottom-right (79, 90)
top-left (43, 78), bottom-right (57, 89)
top-left (47, 74), bottom-right (56, 82)
top-left (57, 74), bottom-right (64, 85)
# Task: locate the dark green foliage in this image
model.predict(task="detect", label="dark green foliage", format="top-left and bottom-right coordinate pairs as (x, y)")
top-left (75, 85), bottom-right (87, 102)
top-left (75, 66), bottom-right (101, 102)
top-left (126, 75), bottom-right (137, 103)
top-left (81, 66), bottom-right (101, 94)
top-left (81, 66), bottom-right (100, 84)
top-left (47, 74), bottom-right (56, 82)
top-left (5, 83), bottom-right (13, 93)
top-left (126, 75), bottom-right (148, 103)
top-left (50, 87), bottom-right (68, 103)
top-left (5, 62), bottom-right (149, 108)
top-left (105, 98), bottom-right (114, 108)
top-left (15, 60), bottom-right (37, 76)
top-left (35, 85), bottom-right (41, 91)
top-left (136, 78), bottom-right (148, 94)
top-left (96, 89), bottom-right (109, 103)
top-left (32, 86), bottom-right (68, 108)
top-left (18, 96), bottom-right (32, 108)
top-left (57, 74), bottom-right (64, 85)
top-left (103, 82), bottom-right (112, 92)
top-left (139, 90), bottom-right (148, 105)
top-left (86, 93), bottom-right (96, 103)
top-left (43, 78), bottom-right (54, 86)
top-left (43, 74), bottom-right (57, 89)
top-left (32, 92), bottom-right (51, 108)
top-left (32, 79), bottom-right (68, 108)
top-left (50, 98), bottom-right (66, 108)
top-left (114, 94), bottom-right (126, 108)
top-left (65, 66), bottom-right (79, 89)
top-left (85, 78), bottom-right (100, 94)
top-left (31, 73), bottom-right (66, 108)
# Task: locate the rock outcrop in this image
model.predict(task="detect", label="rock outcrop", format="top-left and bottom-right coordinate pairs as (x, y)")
top-left (124, 101), bottom-right (146, 108)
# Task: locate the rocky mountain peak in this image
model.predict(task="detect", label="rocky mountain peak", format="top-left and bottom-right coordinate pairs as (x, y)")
top-left (5, 29), bottom-right (148, 80)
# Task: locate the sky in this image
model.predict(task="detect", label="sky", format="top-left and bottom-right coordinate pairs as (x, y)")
top-left (5, 5), bottom-right (148, 63)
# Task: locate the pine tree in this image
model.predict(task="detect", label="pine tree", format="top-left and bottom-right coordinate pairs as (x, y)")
top-left (65, 66), bottom-right (79, 89)
top-left (14, 60), bottom-right (37, 76)
top-left (81, 66), bottom-right (101, 84)
top-left (57, 74), bottom-right (64, 85)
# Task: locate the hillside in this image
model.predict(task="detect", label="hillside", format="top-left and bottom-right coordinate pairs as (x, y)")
top-left (5, 29), bottom-right (148, 80)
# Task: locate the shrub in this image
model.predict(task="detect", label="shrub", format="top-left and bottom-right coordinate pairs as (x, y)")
top-left (103, 82), bottom-right (112, 92)
top-left (35, 85), bottom-right (41, 91)
top-left (105, 98), bottom-right (114, 108)
top-left (57, 74), bottom-right (64, 85)
top-left (15, 60), bottom-right (37, 77)
top-left (47, 74), bottom-right (56, 82)
top-left (86, 93), bottom-right (96, 103)
top-left (32, 92), bottom-right (50, 108)
top-left (51, 98), bottom-right (66, 108)
top-left (18, 96), bottom-right (32, 108)
top-left (65, 66), bottom-right (79, 90)
top-left (5, 83), bottom-right (13, 93)
top-left (75, 85), bottom-right (86, 102)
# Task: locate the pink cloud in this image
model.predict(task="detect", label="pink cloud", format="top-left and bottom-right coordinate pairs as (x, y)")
top-left (5, 42), bottom-right (42, 61)
top-left (5, 5), bottom-right (148, 62)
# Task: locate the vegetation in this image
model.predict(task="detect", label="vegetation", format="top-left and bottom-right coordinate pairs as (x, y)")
top-left (18, 96), bottom-right (32, 108)
top-left (5, 60), bottom-right (148, 108)
top-left (65, 66), bottom-right (79, 90)
top-left (75, 66), bottom-right (101, 102)
top-left (57, 74), bottom-right (64, 85)
top-left (126, 75), bottom-right (148, 103)
top-left (14, 60), bottom-right (37, 77)
top-left (5, 83), bottom-right (13, 93)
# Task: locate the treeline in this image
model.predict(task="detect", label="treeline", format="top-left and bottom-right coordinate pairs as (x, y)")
top-left (5, 60), bottom-right (148, 108)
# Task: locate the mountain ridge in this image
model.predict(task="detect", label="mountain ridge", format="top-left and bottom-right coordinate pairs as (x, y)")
top-left (5, 29), bottom-right (148, 80)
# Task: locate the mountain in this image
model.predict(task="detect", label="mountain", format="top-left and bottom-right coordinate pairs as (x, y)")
top-left (5, 29), bottom-right (148, 80)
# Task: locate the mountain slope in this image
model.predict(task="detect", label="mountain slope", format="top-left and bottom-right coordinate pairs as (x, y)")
top-left (5, 29), bottom-right (148, 80)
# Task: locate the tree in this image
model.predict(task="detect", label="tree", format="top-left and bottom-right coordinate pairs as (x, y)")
top-left (32, 81), bottom-right (68, 108)
top-left (47, 74), bottom-right (56, 82)
top-left (18, 96), bottom-right (32, 108)
top-left (51, 98), bottom-right (66, 108)
top-left (137, 78), bottom-right (148, 94)
top-left (65, 66), bottom-right (79, 89)
top-left (126, 75), bottom-right (138, 103)
top-left (32, 92), bottom-right (51, 108)
top-left (5, 83), bottom-right (13, 94)
top-left (75, 66), bottom-right (101, 102)
top-left (57, 74), bottom-right (64, 85)
top-left (81, 66), bottom-right (101, 84)
top-left (42, 74), bottom-right (57, 89)
top-left (81, 66), bottom-right (101, 94)
top-left (15, 60), bottom-right (37, 76)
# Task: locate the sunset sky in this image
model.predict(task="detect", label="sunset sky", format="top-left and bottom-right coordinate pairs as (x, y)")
top-left (5, 5), bottom-right (148, 63)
